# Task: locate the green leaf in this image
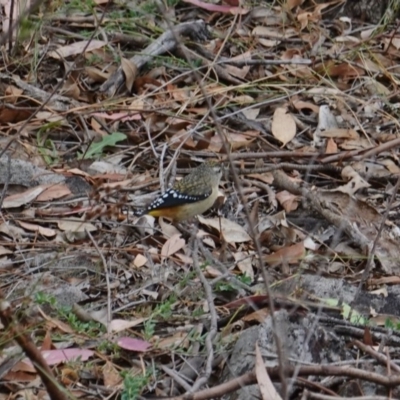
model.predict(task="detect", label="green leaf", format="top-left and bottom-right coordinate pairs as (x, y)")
top-left (322, 298), bottom-right (368, 325)
top-left (79, 132), bottom-right (127, 160)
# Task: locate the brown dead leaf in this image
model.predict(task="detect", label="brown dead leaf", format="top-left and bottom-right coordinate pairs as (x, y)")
top-left (121, 58), bottom-right (138, 92)
top-left (325, 62), bottom-right (364, 80)
top-left (17, 221), bottom-right (56, 237)
top-left (35, 111), bottom-right (64, 122)
top-left (3, 370), bottom-right (37, 382)
top-left (103, 361), bottom-right (123, 388)
top-left (297, 0), bottom-right (343, 30)
top-left (110, 318), bottom-right (147, 333)
top-left (169, 84), bottom-right (190, 102)
top-left (224, 51), bottom-right (252, 79)
top-left (161, 234), bottom-right (186, 259)
top-left (385, 37), bottom-right (400, 50)
top-left (285, 0), bottom-right (304, 10)
top-left (5, 85), bottom-right (23, 103)
top-left (255, 342), bottom-right (282, 400)
top-left (275, 190), bottom-right (299, 212)
top-left (132, 254), bottom-right (148, 268)
top-left (11, 360), bottom-right (36, 374)
top-left (319, 128), bottom-right (359, 140)
top-left (204, 265), bottom-right (223, 278)
top-left (297, 12), bottom-right (315, 30)
top-left (176, 253), bottom-right (193, 265)
top-left (333, 166), bottom-right (370, 195)
top-left (249, 173), bottom-right (274, 185)
top-left (282, 53), bottom-right (314, 79)
top-left (234, 252), bottom-right (254, 282)
top-left (335, 35), bottom-right (360, 45)
top-left (66, 168), bottom-right (91, 177)
top-left (41, 330), bottom-right (53, 351)
top-left (363, 76), bottom-right (391, 96)
top-left (326, 138), bottom-right (338, 153)
top-left (339, 137), bottom-right (371, 151)
top-left (292, 100), bottom-right (319, 114)
top-left (40, 311), bottom-right (75, 334)
top-left (85, 66), bottom-right (110, 83)
top-left (381, 159), bottom-right (400, 174)
top-left (209, 130), bottom-right (259, 152)
top-left (156, 330), bottom-right (190, 349)
top-left (58, 220), bottom-right (97, 233)
top-left (242, 308), bottom-right (269, 323)
top-left (2, 186), bottom-right (46, 208)
top-left (242, 107), bottom-right (260, 120)
top-left (271, 107), bottom-right (296, 146)
top-left (258, 38), bottom-right (280, 47)
top-left (36, 184), bottom-right (71, 202)
top-left (60, 78), bottom-right (80, 100)
top-left (198, 216), bottom-right (251, 243)
top-left (0, 246), bottom-right (12, 255)
top-left (159, 218), bottom-right (181, 238)
top-left (233, 95), bottom-right (255, 104)
top-left (0, 105), bottom-right (32, 123)
top-left (49, 40), bottom-right (107, 59)
top-left (263, 242), bottom-right (305, 267)
top-left (91, 112), bottom-right (141, 122)
top-left (252, 26), bottom-right (296, 39)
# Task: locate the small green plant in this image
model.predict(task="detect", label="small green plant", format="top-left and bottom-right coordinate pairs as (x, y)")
top-left (141, 294), bottom-right (178, 340)
top-left (86, 53), bottom-right (103, 66)
top-left (166, 0), bottom-right (180, 8)
top-left (37, 121), bottom-right (63, 165)
top-left (385, 318), bottom-right (400, 330)
top-left (140, 0), bottom-right (158, 14)
top-left (187, 329), bottom-right (206, 346)
top-left (97, 340), bottom-right (121, 355)
top-left (322, 299), bottom-right (368, 325)
top-left (121, 371), bottom-right (151, 400)
top-left (215, 274), bottom-right (252, 292)
top-left (142, 318), bottom-right (156, 341)
top-left (179, 270), bottom-right (196, 289)
top-left (157, 294), bottom-right (177, 319)
top-left (237, 274), bottom-right (252, 285)
top-left (34, 292), bottom-right (57, 307)
top-left (78, 132), bottom-right (127, 160)
top-left (57, 306), bottom-right (105, 336)
top-left (192, 307), bottom-right (205, 318)
top-left (62, 0), bottom-right (96, 13)
top-left (18, 18), bottom-right (38, 43)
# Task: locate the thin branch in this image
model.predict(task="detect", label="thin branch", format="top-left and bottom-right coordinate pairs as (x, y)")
top-left (86, 229), bottom-right (112, 334)
top-left (157, 364), bottom-right (400, 400)
top-left (0, 300), bottom-right (70, 400)
top-left (189, 235), bottom-right (218, 393)
top-left (353, 176), bottom-right (400, 300)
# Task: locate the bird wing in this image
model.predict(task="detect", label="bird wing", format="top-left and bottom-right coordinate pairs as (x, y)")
top-left (146, 188), bottom-right (209, 211)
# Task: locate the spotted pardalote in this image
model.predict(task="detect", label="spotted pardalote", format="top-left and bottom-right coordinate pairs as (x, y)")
top-left (136, 160), bottom-right (222, 221)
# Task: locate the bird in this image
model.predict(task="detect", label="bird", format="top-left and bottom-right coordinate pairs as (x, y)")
top-left (135, 160), bottom-right (223, 221)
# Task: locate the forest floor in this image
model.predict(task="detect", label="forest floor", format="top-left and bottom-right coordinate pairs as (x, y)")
top-left (1, 0), bottom-right (400, 398)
